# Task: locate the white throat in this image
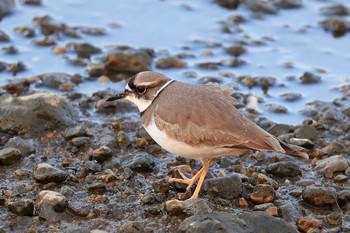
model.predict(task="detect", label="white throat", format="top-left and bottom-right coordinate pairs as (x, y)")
top-left (125, 80), bottom-right (174, 113)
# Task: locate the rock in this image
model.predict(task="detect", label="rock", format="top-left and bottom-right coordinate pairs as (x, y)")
top-left (64, 227), bottom-right (90, 233)
top-left (326, 212), bottom-right (342, 226)
top-left (202, 174), bottom-right (242, 199)
top-left (8, 199), bottom-right (34, 216)
top-left (64, 125), bottom-right (90, 139)
top-left (295, 179), bottom-right (315, 187)
top-left (5, 136), bottom-right (36, 156)
top-left (0, 0), bottom-right (15, 18)
top-left (87, 182), bottom-right (107, 194)
top-left (215, 0), bottom-right (240, 9)
top-left (264, 104), bottom-right (288, 113)
top-left (87, 64), bottom-right (107, 77)
top-left (243, 0), bottom-right (277, 14)
top-left (179, 211), bottom-right (297, 233)
top-left (267, 124), bottom-right (291, 136)
top-left (322, 108), bottom-right (345, 122)
top-left (84, 160), bottom-right (102, 172)
top-left (0, 148), bottom-right (22, 165)
top-left (33, 163), bottom-right (67, 183)
top-left (39, 72), bottom-right (72, 89)
top-left (250, 184), bottom-right (275, 204)
top-left (35, 190), bottom-right (68, 222)
top-left (276, 0), bottom-right (303, 9)
top-left (315, 155), bottom-right (348, 178)
top-left (0, 92), bottom-right (78, 135)
top-left (156, 56), bottom-right (187, 69)
top-left (320, 17), bottom-right (348, 38)
top-left (196, 62), bottom-right (220, 70)
top-left (0, 30), bottom-right (10, 42)
top-left (302, 186), bottom-right (337, 207)
top-left (22, 0), bottom-right (42, 5)
top-left (299, 72), bottom-right (321, 84)
top-left (254, 203), bottom-right (274, 211)
top-left (105, 49), bottom-right (152, 73)
top-left (320, 141), bottom-right (346, 155)
top-left (280, 92), bottom-right (302, 102)
top-left (266, 161), bottom-right (301, 178)
top-left (67, 42), bottom-right (101, 58)
top-left (71, 137), bottom-right (91, 147)
top-left (68, 201), bottom-right (91, 217)
top-left (128, 154), bottom-right (155, 173)
top-left (13, 26), bottom-right (36, 38)
top-left (165, 198), bottom-right (211, 216)
top-left (289, 138), bottom-right (314, 149)
top-left (141, 193), bottom-right (155, 205)
top-left (279, 202), bottom-right (303, 223)
top-left (118, 221), bottom-right (141, 233)
top-left (297, 217), bottom-right (323, 233)
top-left (320, 3), bottom-right (349, 16)
top-left (92, 146), bottom-right (112, 162)
top-left (295, 125), bottom-right (318, 141)
top-left (224, 45), bottom-right (246, 56)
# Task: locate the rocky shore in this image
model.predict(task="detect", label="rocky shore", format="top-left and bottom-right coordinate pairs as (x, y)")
top-left (0, 0), bottom-right (350, 232)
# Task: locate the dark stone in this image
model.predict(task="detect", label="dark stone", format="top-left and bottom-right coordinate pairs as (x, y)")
top-left (64, 125), bottom-right (90, 139)
top-left (128, 154), bottom-right (155, 173)
top-left (87, 182), bottom-right (107, 194)
top-left (299, 72), bottom-right (321, 84)
top-left (105, 49), bottom-right (152, 73)
top-left (0, 93), bottom-right (78, 135)
top-left (8, 199), bottom-right (34, 216)
top-left (302, 186), bottom-right (337, 207)
top-left (243, 0), bottom-right (277, 14)
top-left (266, 161), bottom-right (301, 177)
top-left (156, 56), bottom-right (187, 69)
top-left (84, 160), bottom-right (102, 172)
top-left (179, 211), bottom-right (297, 233)
top-left (264, 104), bottom-right (288, 113)
top-left (71, 137), bottom-right (91, 147)
top-left (267, 124), bottom-right (291, 136)
top-left (202, 174), bottom-right (242, 199)
top-left (141, 194), bottom-right (156, 205)
top-left (249, 184), bottom-right (276, 204)
top-left (224, 45), bottom-right (246, 57)
top-left (295, 125), bottom-right (318, 141)
top-left (276, 0), bottom-right (303, 9)
top-left (64, 227), bottom-right (90, 233)
top-left (215, 0), bottom-right (240, 10)
top-left (0, 30), bottom-right (10, 42)
top-left (5, 136), bottom-right (36, 156)
top-left (92, 146), bottom-right (112, 162)
top-left (39, 72), bottom-right (72, 89)
top-left (35, 190), bottom-right (68, 222)
top-left (321, 141), bottom-right (346, 155)
top-left (68, 201), bottom-right (91, 217)
top-left (279, 92), bottom-right (302, 102)
top-left (320, 3), bottom-right (349, 16)
top-left (320, 17), bottom-right (347, 38)
top-left (118, 221), bottom-right (142, 233)
top-left (0, 148), bottom-right (22, 165)
top-left (33, 163), bottom-right (67, 183)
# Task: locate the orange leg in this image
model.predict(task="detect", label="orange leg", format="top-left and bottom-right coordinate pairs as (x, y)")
top-left (168, 158), bottom-right (216, 198)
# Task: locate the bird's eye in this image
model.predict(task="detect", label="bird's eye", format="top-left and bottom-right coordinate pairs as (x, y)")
top-left (136, 86), bottom-right (146, 94)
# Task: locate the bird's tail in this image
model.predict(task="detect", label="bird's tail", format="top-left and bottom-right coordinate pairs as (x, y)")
top-left (279, 140), bottom-right (309, 159)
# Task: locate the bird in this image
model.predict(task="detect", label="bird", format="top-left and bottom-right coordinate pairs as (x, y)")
top-left (107, 71), bottom-right (308, 200)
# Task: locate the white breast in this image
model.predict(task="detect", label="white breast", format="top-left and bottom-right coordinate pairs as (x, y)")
top-left (144, 120), bottom-right (233, 160)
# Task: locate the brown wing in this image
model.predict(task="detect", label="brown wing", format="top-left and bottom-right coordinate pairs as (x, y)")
top-left (151, 81), bottom-right (285, 153)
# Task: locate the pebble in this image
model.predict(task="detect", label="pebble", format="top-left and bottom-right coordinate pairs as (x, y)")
top-left (118, 221), bottom-right (142, 233)
top-left (224, 45), bottom-right (246, 56)
top-left (338, 190), bottom-right (350, 203)
top-left (141, 193), bottom-right (156, 205)
top-left (320, 3), bottom-right (349, 16)
top-left (295, 125), bottom-right (318, 141)
top-left (0, 30), bottom-right (10, 41)
top-left (85, 160), bottom-right (102, 172)
top-left (105, 49), bottom-right (152, 73)
top-left (68, 201), bottom-right (91, 217)
top-left (71, 137), bottom-right (91, 147)
top-left (295, 179), bottom-right (315, 187)
top-left (315, 155), bottom-right (349, 178)
top-left (277, 0), bottom-right (303, 9)
top-left (243, 0), bottom-right (277, 14)
top-left (5, 136), bottom-right (36, 156)
top-left (299, 72), bottom-right (321, 84)
top-left (64, 125), bottom-right (90, 139)
top-left (297, 217), bottom-right (323, 233)
top-left (0, 92), bottom-right (78, 135)
top-left (179, 211), bottom-right (297, 233)
top-left (326, 212), bottom-right (342, 226)
top-left (320, 17), bottom-right (348, 37)
top-left (156, 56), bottom-right (187, 69)
top-left (128, 154), bottom-right (155, 173)
top-left (302, 186), bottom-right (337, 207)
top-left (39, 72), bottom-right (71, 88)
top-left (264, 104), bottom-right (288, 113)
top-left (266, 161), bottom-right (301, 178)
top-left (280, 92), bottom-right (302, 102)
top-left (196, 62), bottom-right (220, 70)
top-left (64, 227), bottom-right (90, 233)
top-left (253, 173), bottom-right (279, 189)
top-left (33, 163), bottom-right (67, 183)
top-left (289, 138), bottom-right (314, 149)
top-left (254, 203), bottom-right (274, 211)
top-left (0, 148), bottom-right (22, 165)
top-left (266, 206), bottom-right (278, 216)
top-left (202, 174), bottom-right (242, 199)
top-left (35, 190), bottom-right (68, 222)
top-left (320, 141), bottom-right (346, 155)
top-left (215, 0), bottom-right (240, 10)
top-left (267, 123), bottom-right (291, 136)
top-left (87, 182), bottom-right (107, 194)
top-left (92, 146), bottom-right (112, 162)
top-left (8, 199), bottom-right (34, 216)
top-left (165, 198), bottom-right (211, 216)
top-left (250, 184), bottom-right (276, 204)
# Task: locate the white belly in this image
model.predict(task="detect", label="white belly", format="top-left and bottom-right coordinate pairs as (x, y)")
top-left (144, 121), bottom-right (233, 160)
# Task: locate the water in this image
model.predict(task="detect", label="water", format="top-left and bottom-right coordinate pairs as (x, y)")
top-left (0, 0), bottom-right (349, 124)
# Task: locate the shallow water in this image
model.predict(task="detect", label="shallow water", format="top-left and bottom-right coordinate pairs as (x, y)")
top-left (0, 0), bottom-right (349, 124)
